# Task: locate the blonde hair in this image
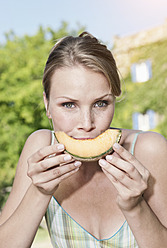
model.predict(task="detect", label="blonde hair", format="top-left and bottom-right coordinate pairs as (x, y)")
top-left (43, 32), bottom-right (121, 100)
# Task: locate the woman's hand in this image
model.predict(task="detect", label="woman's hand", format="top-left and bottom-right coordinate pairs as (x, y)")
top-left (99, 143), bottom-right (150, 212)
top-left (27, 144), bottom-right (81, 195)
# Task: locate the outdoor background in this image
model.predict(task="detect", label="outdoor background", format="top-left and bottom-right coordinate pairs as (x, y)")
top-left (0, 0), bottom-right (167, 246)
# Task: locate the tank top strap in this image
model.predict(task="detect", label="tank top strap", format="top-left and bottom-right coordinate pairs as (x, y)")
top-left (131, 131), bottom-right (143, 155)
top-left (51, 130), bottom-right (55, 145)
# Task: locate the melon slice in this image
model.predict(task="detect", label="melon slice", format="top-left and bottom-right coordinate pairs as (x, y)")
top-left (54, 129), bottom-right (121, 161)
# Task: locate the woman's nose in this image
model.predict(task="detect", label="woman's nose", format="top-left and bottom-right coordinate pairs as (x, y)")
top-left (78, 109), bottom-right (95, 131)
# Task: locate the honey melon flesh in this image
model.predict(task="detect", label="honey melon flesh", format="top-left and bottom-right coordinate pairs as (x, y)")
top-left (55, 129), bottom-right (121, 161)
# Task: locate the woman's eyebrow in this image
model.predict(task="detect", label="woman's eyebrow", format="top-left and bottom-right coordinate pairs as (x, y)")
top-left (55, 96), bottom-right (78, 101)
top-left (94, 94), bottom-right (114, 101)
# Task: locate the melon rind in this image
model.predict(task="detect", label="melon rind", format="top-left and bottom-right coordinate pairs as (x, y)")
top-left (54, 129), bottom-right (121, 161)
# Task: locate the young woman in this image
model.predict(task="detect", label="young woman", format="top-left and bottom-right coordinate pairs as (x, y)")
top-left (0, 32), bottom-right (167, 248)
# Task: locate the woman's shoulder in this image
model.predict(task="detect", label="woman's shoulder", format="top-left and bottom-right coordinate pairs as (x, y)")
top-left (122, 129), bottom-right (166, 159)
top-left (136, 131), bottom-right (167, 166)
top-left (131, 130), bottom-right (166, 155)
top-left (26, 129), bottom-right (53, 145)
top-left (123, 129), bottom-right (167, 170)
top-left (122, 128), bottom-right (166, 146)
top-left (21, 129), bottom-right (53, 157)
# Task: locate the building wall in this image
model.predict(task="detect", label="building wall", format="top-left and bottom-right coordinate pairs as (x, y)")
top-left (112, 19), bottom-right (167, 77)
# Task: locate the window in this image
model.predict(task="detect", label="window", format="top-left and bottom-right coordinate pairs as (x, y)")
top-left (131, 60), bottom-right (152, 83)
top-left (132, 110), bottom-right (156, 131)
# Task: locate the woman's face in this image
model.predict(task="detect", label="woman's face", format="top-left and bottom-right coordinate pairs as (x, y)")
top-left (44, 65), bottom-right (115, 139)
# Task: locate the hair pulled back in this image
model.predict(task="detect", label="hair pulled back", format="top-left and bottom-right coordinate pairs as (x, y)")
top-left (43, 32), bottom-right (121, 100)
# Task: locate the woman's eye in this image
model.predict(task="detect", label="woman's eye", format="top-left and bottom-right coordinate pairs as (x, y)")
top-left (62, 102), bottom-right (75, 108)
top-left (94, 100), bottom-right (108, 108)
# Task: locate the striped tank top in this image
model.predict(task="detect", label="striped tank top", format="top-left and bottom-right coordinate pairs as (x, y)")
top-left (45, 131), bottom-right (142, 247)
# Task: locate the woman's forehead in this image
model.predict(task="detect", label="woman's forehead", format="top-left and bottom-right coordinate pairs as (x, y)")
top-left (50, 66), bottom-right (111, 95)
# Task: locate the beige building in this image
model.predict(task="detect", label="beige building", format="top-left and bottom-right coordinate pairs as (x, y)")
top-left (112, 19), bottom-right (167, 77)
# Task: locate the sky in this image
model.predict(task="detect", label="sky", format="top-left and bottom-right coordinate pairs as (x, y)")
top-left (0, 0), bottom-right (167, 46)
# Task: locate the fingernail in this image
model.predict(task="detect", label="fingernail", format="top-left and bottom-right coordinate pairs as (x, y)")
top-left (106, 155), bottom-right (113, 161)
top-left (99, 159), bottom-right (107, 167)
top-left (113, 143), bottom-right (119, 149)
top-left (64, 154), bottom-right (71, 161)
top-left (74, 161), bottom-right (82, 167)
top-left (57, 144), bottom-right (64, 150)
top-left (48, 153), bottom-right (56, 158)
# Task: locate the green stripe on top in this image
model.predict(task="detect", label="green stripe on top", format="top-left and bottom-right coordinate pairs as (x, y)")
top-left (131, 132), bottom-right (143, 155)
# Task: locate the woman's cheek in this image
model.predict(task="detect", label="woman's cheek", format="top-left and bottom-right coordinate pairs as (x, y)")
top-left (52, 112), bottom-right (77, 132)
top-left (96, 108), bottom-right (114, 126)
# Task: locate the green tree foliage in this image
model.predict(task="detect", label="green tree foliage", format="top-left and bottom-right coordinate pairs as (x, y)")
top-left (0, 22), bottom-right (85, 208)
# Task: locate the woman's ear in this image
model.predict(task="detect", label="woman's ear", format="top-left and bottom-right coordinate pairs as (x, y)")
top-left (43, 92), bottom-right (52, 119)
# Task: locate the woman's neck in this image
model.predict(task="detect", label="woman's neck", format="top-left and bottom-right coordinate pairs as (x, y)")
top-left (78, 160), bottom-right (103, 182)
